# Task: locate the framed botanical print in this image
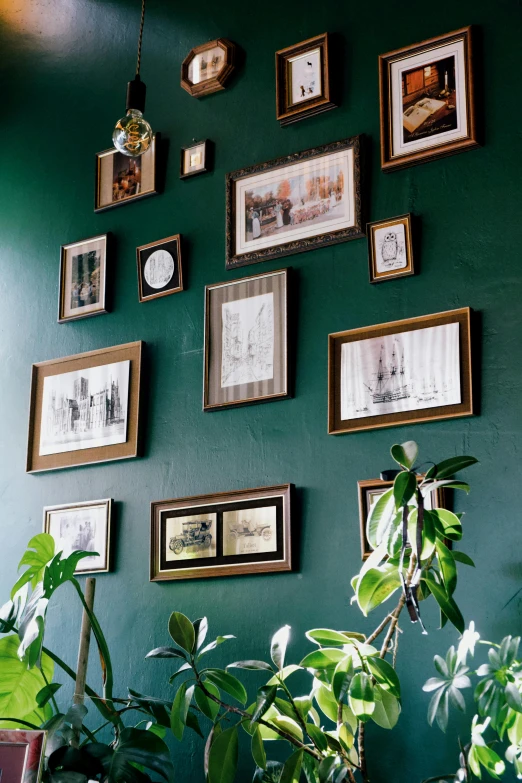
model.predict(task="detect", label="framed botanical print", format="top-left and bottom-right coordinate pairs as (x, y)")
top-left (95, 135), bottom-right (159, 212)
top-left (136, 234), bottom-right (183, 302)
top-left (379, 26), bottom-right (479, 170)
top-left (181, 39), bottom-right (236, 97)
top-left (180, 140), bottom-right (211, 178)
top-left (367, 214), bottom-right (414, 283)
top-left (43, 499), bottom-right (113, 574)
top-left (59, 234), bottom-right (109, 322)
top-left (27, 341), bottom-right (142, 472)
top-left (226, 136), bottom-right (363, 269)
top-left (204, 269), bottom-right (289, 411)
top-left (357, 477), bottom-right (446, 560)
top-left (328, 307), bottom-right (473, 435)
top-left (275, 33), bottom-right (336, 125)
top-left (150, 484), bottom-right (292, 581)
top-left (0, 730), bottom-right (46, 783)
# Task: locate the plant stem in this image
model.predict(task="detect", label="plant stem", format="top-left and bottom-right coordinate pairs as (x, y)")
top-left (358, 722), bottom-right (367, 782)
top-left (40, 665), bottom-right (60, 716)
top-left (364, 613), bottom-right (394, 646)
top-left (379, 595), bottom-right (406, 659)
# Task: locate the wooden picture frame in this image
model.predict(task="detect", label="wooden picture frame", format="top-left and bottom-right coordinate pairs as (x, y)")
top-left (367, 214), bottom-right (414, 283)
top-left (226, 136), bottom-right (363, 270)
top-left (0, 730), bottom-right (46, 783)
top-left (275, 33), bottom-right (336, 125)
top-left (328, 307), bottom-right (473, 435)
top-left (379, 26), bottom-right (479, 171)
top-left (95, 135), bottom-right (159, 212)
top-left (204, 268), bottom-right (289, 411)
top-left (43, 499), bottom-right (113, 574)
top-left (357, 477), bottom-right (446, 560)
top-left (27, 341), bottom-right (143, 473)
top-left (136, 234), bottom-right (183, 302)
top-left (59, 234), bottom-right (109, 323)
top-left (180, 140), bottom-right (211, 179)
top-left (150, 484), bottom-right (292, 581)
top-left (181, 38), bottom-right (236, 97)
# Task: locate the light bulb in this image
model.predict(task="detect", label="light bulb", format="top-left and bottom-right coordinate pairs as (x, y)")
top-left (112, 108), bottom-right (153, 157)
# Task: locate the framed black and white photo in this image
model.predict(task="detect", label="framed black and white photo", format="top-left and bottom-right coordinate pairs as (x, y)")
top-left (150, 484), bottom-right (292, 581)
top-left (44, 499), bottom-right (113, 574)
top-left (328, 308), bottom-right (473, 434)
top-left (59, 234), bottom-right (109, 323)
top-left (379, 27), bottom-right (479, 171)
top-left (226, 136), bottom-right (363, 269)
top-left (367, 214), bottom-right (414, 283)
top-left (180, 140), bottom-right (211, 178)
top-left (275, 33), bottom-right (336, 125)
top-left (95, 135), bottom-right (159, 212)
top-left (204, 269), bottom-right (289, 411)
top-left (136, 234), bottom-right (183, 302)
top-left (27, 341), bottom-right (142, 472)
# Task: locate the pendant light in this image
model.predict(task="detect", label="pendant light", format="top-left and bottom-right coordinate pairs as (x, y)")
top-left (112, 0), bottom-right (153, 157)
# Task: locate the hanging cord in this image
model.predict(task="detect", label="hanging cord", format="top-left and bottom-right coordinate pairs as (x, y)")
top-left (135, 0), bottom-right (146, 77)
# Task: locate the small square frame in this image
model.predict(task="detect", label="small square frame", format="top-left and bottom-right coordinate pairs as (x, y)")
top-left (180, 140), bottom-right (211, 179)
top-left (136, 234), bottom-right (183, 302)
top-left (367, 214), bottom-right (414, 283)
top-left (43, 499), bottom-right (113, 574)
top-left (95, 135), bottom-right (159, 212)
top-left (276, 33), bottom-right (336, 125)
top-left (59, 234), bottom-right (109, 323)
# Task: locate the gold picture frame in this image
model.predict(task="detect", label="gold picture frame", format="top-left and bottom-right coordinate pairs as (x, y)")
top-left (136, 234), bottom-right (183, 303)
top-left (95, 135), bottom-right (159, 212)
top-left (59, 233), bottom-right (109, 322)
top-left (367, 214), bottom-right (414, 283)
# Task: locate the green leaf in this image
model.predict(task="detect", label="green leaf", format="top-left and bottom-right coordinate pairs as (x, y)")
top-left (145, 646), bottom-right (187, 659)
top-left (505, 683), bottom-right (522, 713)
top-left (193, 617), bottom-right (209, 650)
top-left (251, 726), bottom-right (266, 770)
top-left (332, 655), bottom-right (354, 702)
top-left (366, 488), bottom-right (395, 548)
top-left (227, 660), bottom-right (273, 671)
top-left (208, 726), bottom-right (239, 783)
top-left (266, 665), bottom-right (302, 685)
top-left (11, 534), bottom-right (55, 598)
top-left (251, 685), bottom-right (277, 724)
top-left (0, 635), bottom-right (54, 721)
top-left (429, 456), bottom-right (478, 479)
top-left (428, 687), bottom-right (449, 732)
top-left (474, 745), bottom-right (505, 778)
top-left (306, 629), bottom-right (357, 647)
top-left (306, 723), bottom-right (328, 751)
top-left (356, 564), bottom-right (402, 616)
top-left (408, 509), bottom-right (436, 561)
top-left (371, 685), bottom-right (400, 729)
top-left (314, 684), bottom-right (356, 730)
top-left (423, 575), bottom-right (465, 633)
top-left (391, 441), bottom-right (419, 470)
top-left (170, 682), bottom-right (193, 741)
top-left (205, 669), bottom-right (247, 705)
top-left (195, 683), bottom-right (220, 722)
top-left (393, 470), bottom-right (417, 508)
top-left (198, 635), bottom-right (236, 657)
top-left (270, 716), bottom-right (303, 742)
top-left (279, 750), bottom-right (303, 783)
top-left (271, 625), bottom-right (291, 670)
top-left (436, 539), bottom-right (458, 596)
top-left (349, 672), bottom-right (375, 720)
top-left (428, 509), bottom-right (463, 541)
top-left (366, 657), bottom-right (401, 699)
top-left (300, 649), bottom-right (347, 669)
top-left (451, 551), bottom-right (475, 567)
top-left (112, 727), bottom-right (175, 783)
top-left (168, 612), bottom-right (195, 654)
top-left (35, 682), bottom-right (62, 708)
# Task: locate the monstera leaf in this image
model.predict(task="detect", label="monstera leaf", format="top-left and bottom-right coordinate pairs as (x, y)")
top-left (0, 634), bottom-right (53, 727)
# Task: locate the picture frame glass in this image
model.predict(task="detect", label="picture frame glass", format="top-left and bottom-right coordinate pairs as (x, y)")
top-left (288, 47), bottom-right (322, 105)
top-left (61, 236), bottom-right (106, 320)
top-left (45, 501), bottom-right (111, 573)
top-left (97, 142), bottom-right (155, 209)
top-left (183, 143), bottom-right (206, 175)
top-left (373, 221), bottom-right (408, 273)
top-left (188, 46), bottom-right (224, 84)
top-left (138, 236), bottom-right (181, 300)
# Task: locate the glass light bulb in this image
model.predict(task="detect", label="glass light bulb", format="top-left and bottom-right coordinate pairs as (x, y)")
top-left (112, 109), bottom-right (153, 157)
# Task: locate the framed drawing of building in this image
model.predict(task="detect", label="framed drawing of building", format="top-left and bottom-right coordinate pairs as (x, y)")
top-left (27, 341), bottom-right (142, 472)
top-left (328, 308), bottom-right (473, 435)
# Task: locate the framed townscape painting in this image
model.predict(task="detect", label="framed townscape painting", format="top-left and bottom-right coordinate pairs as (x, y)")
top-left (328, 307), bottom-right (473, 435)
top-left (180, 140), bottom-right (212, 178)
top-left (150, 484), bottom-right (292, 581)
top-left (59, 234), bottom-right (109, 323)
top-left (226, 136), bottom-right (363, 269)
top-left (136, 234), bottom-right (183, 302)
top-left (367, 214), bottom-right (414, 283)
top-left (0, 730), bottom-right (46, 783)
top-left (357, 477), bottom-right (446, 560)
top-left (181, 39), bottom-right (236, 97)
top-left (204, 268), bottom-right (289, 410)
top-left (95, 135), bottom-right (159, 212)
top-left (379, 27), bottom-right (479, 170)
top-left (275, 33), bottom-right (336, 125)
top-left (27, 341), bottom-right (142, 472)
top-left (43, 499), bottom-right (113, 574)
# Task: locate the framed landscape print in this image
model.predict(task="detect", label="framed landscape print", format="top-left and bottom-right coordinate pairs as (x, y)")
top-left (357, 477), bottom-right (446, 560)
top-left (150, 484), bottom-right (292, 581)
top-left (43, 499), bottom-right (113, 574)
top-left (95, 135), bottom-right (159, 212)
top-left (136, 234), bottom-right (183, 302)
top-left (59, 234), bottom-right (109, 323)
top-left (204, 269), bottom-right (289, 410)
top-left (27, 341), bottom-right (142, 472)
top-left (328, 307), bottom-right (473, 435)
top-left (0, 730), bottom-right (46, 783)
top-left (367, 214), bottom-right (414, 283)
top-left (275, 33), bottom-right (336, 125)
top-left (180, 140), bottom-right (211, 178)
top-left (226, 136), bottom-right (363, 269)
top-left (379, 27), bottom-right (479, 170)
top-left (181, 39), bottom-right (236, 97)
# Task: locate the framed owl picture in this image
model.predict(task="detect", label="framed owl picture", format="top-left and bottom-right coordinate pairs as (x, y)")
top-left (367, 214), bottom-right (414, 283)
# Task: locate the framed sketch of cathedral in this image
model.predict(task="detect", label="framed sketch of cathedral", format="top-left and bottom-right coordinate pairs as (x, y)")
top-left (367, 214), bottom-right (414, 283)
top-left (203, 269), bottom-right (289, 410)
top-left (27, 341), bottom-right (143, 472)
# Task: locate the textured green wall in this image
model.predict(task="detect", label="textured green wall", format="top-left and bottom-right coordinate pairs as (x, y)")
top-left (1, 0), bottom-right (521, 780)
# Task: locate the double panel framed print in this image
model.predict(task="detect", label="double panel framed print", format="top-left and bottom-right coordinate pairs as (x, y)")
top-left (226, 136), bottom-right (363, 269)
top-left (204, 269), bottom-right (289, 410)
top-left (150, 484), bottom-right (292, 581)
top-left (59, 234), bottom-right (109, 322)
top-left (328, 307), bottom-right (473, 435)
top-left (95, 136), bottom-right (159, 211)
top-left (43, 499), bottom-right (113, 574)
top-left (136, 234), bottom-right (183, 302)
top-left (379, 27), bottom-right (479, 171)
top-left (27, 341), bottom-right (142, 472)
top-left (275, 33), bottom-right (336, 125)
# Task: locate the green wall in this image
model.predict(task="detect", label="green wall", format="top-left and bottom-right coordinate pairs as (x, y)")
top-left (1, 0), bottom-right (521, 779)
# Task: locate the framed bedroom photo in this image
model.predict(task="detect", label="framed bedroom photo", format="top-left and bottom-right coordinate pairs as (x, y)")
top-left (180, 140), bottom-right (211, 178)
top-left (379, 26), bottom-right (479, 171)
top-left (95, 135), bottom-right (159, 212)
top-left (59, 234), bottom-right (109, 322)
top-left (150, 484), bottom-right (292, 581)
top-left (0, 730), bottom-right (46, 783)
top-left (136, 234), bottom-right (183, 302)
top-left (328, 307), bottom-right (473, 435)
top-left (27, 341), bottom-right (143, 472)
top-left (225, 136), bottom-right (363, 269)
top-left (204, 268), bottom-right (289, 411)
top-left (275, 33), bottom-right (336, 125)
top-left (43, 499), bottom-right (113, 574)
top-left (367, 214), bottom-right (414, 283)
